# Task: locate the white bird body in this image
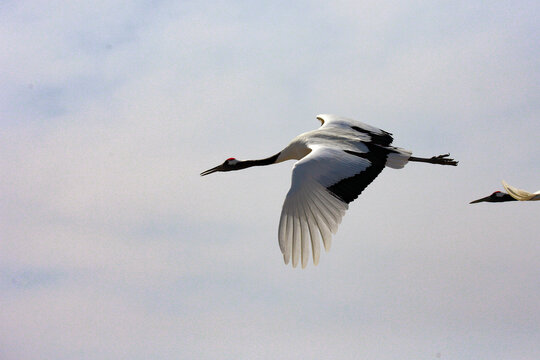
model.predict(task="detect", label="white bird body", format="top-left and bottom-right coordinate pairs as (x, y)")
top-left (277, 115), bottom-right (409, 163)
top-left (201, 114), bottom-right (458, 268)
top-left (275, 115), bottom-right (412, 267)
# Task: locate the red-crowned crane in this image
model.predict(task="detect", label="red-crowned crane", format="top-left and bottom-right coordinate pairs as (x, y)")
top-left (470, 180), bottom-right (540, 204)
top-left (201, 114), bottom-right (458, 268)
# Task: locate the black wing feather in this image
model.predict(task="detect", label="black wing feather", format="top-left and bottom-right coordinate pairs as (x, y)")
top-left (326, 145), bottom-right (389, 204)
top-left (351, 126), bottom-right (393, 146)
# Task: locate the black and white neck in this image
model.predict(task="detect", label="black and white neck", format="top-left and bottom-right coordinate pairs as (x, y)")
top-left (470, 191), bottom-right (516, 204)
top-left (200, 153), bottom-right (281, 176)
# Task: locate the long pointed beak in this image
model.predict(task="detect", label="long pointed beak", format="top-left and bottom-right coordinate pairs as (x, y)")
top-left (200, 164), bottom-right (223, 176)
top-left (469, 196), bottom-right (490, 204)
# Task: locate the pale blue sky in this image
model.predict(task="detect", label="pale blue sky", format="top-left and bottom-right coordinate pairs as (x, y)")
top-left (1, 1), bottom-right (539, 359)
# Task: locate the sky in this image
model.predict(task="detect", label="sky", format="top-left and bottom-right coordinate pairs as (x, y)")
top-left (1, 1), bottom-right (539, 359)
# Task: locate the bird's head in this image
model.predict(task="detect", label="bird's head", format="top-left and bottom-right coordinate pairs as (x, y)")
top-left (469, 191), bottom-right (514, 204)
top-left (200, 158), bottom-right (241, 176)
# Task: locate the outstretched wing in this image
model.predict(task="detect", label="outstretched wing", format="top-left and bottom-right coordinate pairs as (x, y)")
top-left (502, 180), bottom-right (540, 201)
top-left (317, 114), bottom-right (394, 146)
top-left (278, 145), bottom-right (387, 268)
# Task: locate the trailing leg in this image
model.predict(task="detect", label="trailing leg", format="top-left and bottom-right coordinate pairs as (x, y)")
top-left (409, 153), bottom-right (458, 166)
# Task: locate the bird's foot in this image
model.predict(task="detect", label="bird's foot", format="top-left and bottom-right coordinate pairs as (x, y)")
top-left (430, 153), bottom-right (458, 166)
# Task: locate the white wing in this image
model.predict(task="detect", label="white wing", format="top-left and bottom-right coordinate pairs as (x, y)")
top-left (278, 145), bottom-right (387, 268)
top-left (502, 180), bottom-right (540, 201)
top-left (317, 114), bottom-right (393, 141)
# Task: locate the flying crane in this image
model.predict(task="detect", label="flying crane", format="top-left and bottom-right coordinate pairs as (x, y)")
top-left (470, 180), bottom-right (540, 204)
top-left (201, 114), bottom-right (458, 268)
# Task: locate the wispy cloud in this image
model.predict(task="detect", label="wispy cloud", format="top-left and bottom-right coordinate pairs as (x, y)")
top-left (1, 1), bottom-right (539, 359)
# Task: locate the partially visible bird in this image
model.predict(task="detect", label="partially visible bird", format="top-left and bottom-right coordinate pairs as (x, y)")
top-left (470, 180), bottom-right (540, 204)
top-left (201, 114), bottom-right (458, 268)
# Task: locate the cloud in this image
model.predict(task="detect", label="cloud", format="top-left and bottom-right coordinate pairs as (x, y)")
top-left (1, 1), bottom-right (539, 359)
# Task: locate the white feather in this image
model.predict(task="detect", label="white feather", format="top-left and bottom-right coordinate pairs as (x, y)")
top-left (279, 146), bottom-right (378, 268)
top-left (317, 114), bottom-right (388, 136)
top-left (502, 180), bottom-right (540, 201)
top-left (386, 148), bottom-right (412, 169)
